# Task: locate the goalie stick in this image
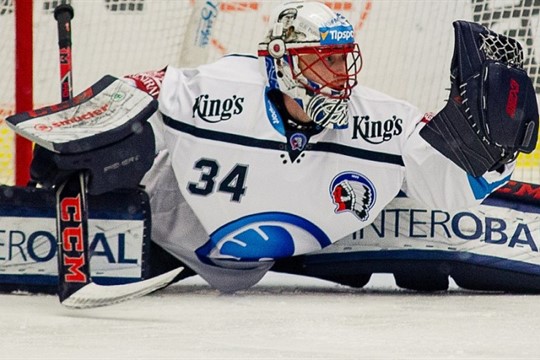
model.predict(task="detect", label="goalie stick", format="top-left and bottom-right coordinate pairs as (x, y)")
top-left (52, 4), bottom-right (182, 309)
top-left (52, 2), bottom-right (93, 305)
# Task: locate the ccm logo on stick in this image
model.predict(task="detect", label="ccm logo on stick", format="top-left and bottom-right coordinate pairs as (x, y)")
top-left (60, 195), bottom-right (87, 283)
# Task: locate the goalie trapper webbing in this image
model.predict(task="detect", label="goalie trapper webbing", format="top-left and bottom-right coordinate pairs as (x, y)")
top-left (420, 21), bottom-right (539, 177)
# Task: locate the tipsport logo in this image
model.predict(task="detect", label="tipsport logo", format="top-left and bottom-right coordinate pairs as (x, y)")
top-left (319, 25), bottom-right (355, 45)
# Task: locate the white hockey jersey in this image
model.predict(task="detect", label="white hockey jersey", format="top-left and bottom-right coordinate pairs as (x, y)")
top-left (137, 55), bottom-right (514, 291)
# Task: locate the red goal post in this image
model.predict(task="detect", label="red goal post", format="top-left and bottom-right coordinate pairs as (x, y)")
top-left (1, 0), bottom-right (539, 185)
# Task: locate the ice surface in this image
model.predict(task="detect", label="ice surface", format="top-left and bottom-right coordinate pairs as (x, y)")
top-left (1, 273), bottom-right (538, 359)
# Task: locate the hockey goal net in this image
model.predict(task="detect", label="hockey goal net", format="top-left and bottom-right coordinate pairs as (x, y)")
top-left (1, 0), bottom-right (539, 185)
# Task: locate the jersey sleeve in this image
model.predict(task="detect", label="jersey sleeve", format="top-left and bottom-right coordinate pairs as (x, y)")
top-left (143, 65), bottom-right (194, 154)
top-left (401, 113), bottom-right (515, 210)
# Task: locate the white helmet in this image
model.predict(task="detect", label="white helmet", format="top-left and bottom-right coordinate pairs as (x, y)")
top-left (258, 1), bottom-right (362, 129)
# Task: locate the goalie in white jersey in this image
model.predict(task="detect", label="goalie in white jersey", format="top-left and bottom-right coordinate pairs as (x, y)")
top-left (116, 0), bottom-right (540, 293)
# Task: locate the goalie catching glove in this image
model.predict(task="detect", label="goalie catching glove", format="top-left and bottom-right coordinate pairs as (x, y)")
top-left (420, 20), bottom-right (539, 177)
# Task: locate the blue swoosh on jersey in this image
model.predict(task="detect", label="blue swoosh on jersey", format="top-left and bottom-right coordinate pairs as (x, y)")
top-left (195, 212), bottom-right (332, 264)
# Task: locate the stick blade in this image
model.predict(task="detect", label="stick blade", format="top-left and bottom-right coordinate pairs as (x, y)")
top-left (61, 267), bottom-right (184, 309)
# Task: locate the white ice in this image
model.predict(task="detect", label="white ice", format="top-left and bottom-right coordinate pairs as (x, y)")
top-left (1, 273), bottom-right (538, 360)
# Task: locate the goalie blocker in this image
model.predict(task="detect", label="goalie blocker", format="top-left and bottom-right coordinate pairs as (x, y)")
top-left (420, 21), bottom-right (539, 177)
top-left (7, 75), bottom-right (158, 195)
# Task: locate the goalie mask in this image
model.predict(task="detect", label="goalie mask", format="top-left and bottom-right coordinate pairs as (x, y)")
top-left (258, 1), bottom-right (362, 129)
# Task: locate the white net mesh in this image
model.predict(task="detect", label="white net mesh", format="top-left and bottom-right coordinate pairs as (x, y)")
top-left (481, 28), bottom-right (524, 66)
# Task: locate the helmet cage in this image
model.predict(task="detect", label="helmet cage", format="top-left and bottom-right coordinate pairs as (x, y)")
top-left (287, 43), bottom-right (362, 100)
top-left (259, 42), bottom-right (362, 129)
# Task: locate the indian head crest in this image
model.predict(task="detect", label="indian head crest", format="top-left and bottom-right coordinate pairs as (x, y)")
top-left (330, 171), bottom-right (376, 221)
